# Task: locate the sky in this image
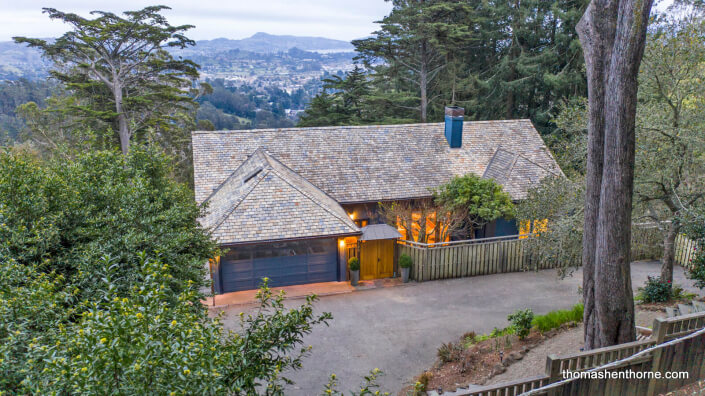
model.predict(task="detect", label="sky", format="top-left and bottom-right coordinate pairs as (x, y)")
top-left (0, 0), bottom-right (676, 43)
top-left (0, 0), bottom-right (394, 42)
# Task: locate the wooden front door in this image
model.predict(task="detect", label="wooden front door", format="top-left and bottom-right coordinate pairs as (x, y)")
top-left (360, 239), bottom-right (395, 280)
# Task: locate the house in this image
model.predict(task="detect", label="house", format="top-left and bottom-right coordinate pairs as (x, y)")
top-left (193, 107), bottom-right (562, 293)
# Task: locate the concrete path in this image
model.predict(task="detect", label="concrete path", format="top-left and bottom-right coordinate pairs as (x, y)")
top-left (217, 262), bottom-right (701, 395)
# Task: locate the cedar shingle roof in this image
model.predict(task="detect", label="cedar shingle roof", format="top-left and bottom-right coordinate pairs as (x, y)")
top-left (193, 120), bottom-right (562, 206)
top-left (200, 149), bottom-right (360, 245)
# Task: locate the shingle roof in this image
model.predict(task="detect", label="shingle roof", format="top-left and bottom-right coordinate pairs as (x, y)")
top-left (200, 149), bottom-right (360, 245)
top-left (482, 148), bottom-right (558, 199)
top-left (192, 120), bottom-right (562, 205)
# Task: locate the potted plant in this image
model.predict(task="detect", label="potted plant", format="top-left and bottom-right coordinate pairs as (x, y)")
top-left (348, 257), bottom-right (360, 286)
top-left (399, 254), bottom-right (412, 283)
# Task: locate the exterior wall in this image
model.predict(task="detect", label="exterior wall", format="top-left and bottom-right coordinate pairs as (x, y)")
top-left (341, 202), bottom-right (384, 227)
top-left (475, 218), bottom-right (519, 238)
top-left (342, 201), bottom-right (522, 241)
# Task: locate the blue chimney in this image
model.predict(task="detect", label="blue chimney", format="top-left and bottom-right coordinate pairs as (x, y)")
top-left (444, 106), bottom-right (464, 148)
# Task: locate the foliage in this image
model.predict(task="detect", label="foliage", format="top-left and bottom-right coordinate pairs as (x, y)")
top-left (637, 276), bottom-right (673, 303)
top-left (0, 251), bottom-right (70, 393)
top-left (348, 257), bottom-right (360, 272)
top-left (297, 66), bottom-right (400, 127)
top-left (197, 79), bottom-right (302, 130)
top-left (379, 198), bottom-right (464, 243)
top-left (1, 249), bottom-right (334, 395)
top-left (434, 174), bottom-right (515, 238)
top-left (463, 327), bottom-right (515, 347)
top-left (13, 6), bottom-right (207, 182)
top-left (302, 0), bottom-right (588, 133)
top-left (633, 9), bottom-right (705, 281)
top-left (687, 252), bottom-right (705, 290)
top-left (322, 369), bottom-right (390, 396)
top-left (399, 254), bottom-right (412, 269)
top-left (436, 342), bottom-right (463, 363)
top-left (516, 177), bottom-right (584, 275)
top-left (0, 147), bottom-right (218, 301)
top-left (22, 255), bottom-right (232, 394)
top-left (0, 79), bottom-right (60, 142)
top-left (532, 304), bottom-right (584, 332)
top-left (507, 309), bottom-right (534, 339)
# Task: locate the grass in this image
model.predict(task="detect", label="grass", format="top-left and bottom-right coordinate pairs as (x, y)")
top-left (460, 303), bottom-right (585, 349)
top-left (532, 303), bottom-right (584, 332)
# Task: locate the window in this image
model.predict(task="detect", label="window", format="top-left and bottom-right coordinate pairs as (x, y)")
top-left (354, 219), bottom-right (369, 228)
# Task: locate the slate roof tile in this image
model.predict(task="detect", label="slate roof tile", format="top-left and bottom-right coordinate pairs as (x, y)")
top-left (192, 120), bottom-right (562, 206)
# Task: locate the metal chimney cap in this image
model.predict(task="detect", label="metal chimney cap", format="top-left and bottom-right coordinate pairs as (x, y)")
top-left (445, 106), bottom-right (464, 118)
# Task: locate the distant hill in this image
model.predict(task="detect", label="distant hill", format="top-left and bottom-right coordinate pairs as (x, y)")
top-left (0, 41), bottom-right (50, 80)
top-left (0, 32), bottom-right (355, 80)
top-left (186, 32), bottom-right (354, 54)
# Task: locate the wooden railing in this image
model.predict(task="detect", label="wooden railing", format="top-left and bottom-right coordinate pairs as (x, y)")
top-left (451, 311), bottom-right (705, 396)
top-left (399, 227), bottom-right (696, 283)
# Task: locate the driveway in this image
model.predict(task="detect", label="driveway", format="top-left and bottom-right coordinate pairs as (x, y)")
top-left (217, 261), bottom-right (701, 395)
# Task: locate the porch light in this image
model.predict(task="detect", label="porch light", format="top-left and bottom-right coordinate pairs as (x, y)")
top-left (339, 240), bottom-right (345, 247)
top-left (348, 213), bottom-right (355, 220)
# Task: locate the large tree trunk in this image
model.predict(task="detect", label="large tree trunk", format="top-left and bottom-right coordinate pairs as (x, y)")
top-left (661, 221), bottom-right (680, 283)
top-left (577, 0), bottom-right (653, 350)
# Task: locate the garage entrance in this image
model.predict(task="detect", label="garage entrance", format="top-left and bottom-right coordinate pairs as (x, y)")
top-left (215, 238), bottom-right (338, 293)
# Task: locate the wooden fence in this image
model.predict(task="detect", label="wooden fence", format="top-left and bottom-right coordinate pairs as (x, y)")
top-left (674, 233), bottom-right (698, 268)
top-left (452, 311), bottom-right (705, 396)
top-left (399, 228), bottom-right (697, 282)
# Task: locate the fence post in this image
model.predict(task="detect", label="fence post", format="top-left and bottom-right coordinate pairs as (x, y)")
top-left (545, 354), bottom-right (562, 396)
top-left (646, 318), bottom-right (668, 396)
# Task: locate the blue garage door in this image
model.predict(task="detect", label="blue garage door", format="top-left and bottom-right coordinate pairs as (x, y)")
top-left (217, 239), bottom-right (338, 293)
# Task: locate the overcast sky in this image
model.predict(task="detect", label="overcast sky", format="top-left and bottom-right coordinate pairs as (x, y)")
top-left (0, 0), bottom-right (675, 43)
top-left (0, 0), bottom-right (394, 42)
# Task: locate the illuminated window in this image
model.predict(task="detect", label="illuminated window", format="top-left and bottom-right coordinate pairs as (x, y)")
top-left (519, 220), bottom-right (531, 239)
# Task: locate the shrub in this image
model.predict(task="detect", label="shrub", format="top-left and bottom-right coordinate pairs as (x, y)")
top-left (638, 276), bottom-right (672, 303)
top-left (672, 284), bottom-right (697, 301)
top-left (348, 257), bottom-right (360, 271)
top-left (417, 371), bottom-right (433, 393)
top-left (507, 309), bottom-right (534, 339)
top-left (532, 303), bottom-right (584, 332)
top-left (399, 253), bottom-right (412, 269)
top-left (437, 342), bottom-right (462, 363)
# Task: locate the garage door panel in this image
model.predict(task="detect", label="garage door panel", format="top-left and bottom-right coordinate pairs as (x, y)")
top-left (217, 239), bottom-right (338, 293)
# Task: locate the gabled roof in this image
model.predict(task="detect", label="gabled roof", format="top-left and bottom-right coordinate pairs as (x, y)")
top-left (482, 148), bottom-right (559, 199)
top-left (192, 120), bottom-right (563, 205)
top-left (200, 149), bottom-right (360, 245)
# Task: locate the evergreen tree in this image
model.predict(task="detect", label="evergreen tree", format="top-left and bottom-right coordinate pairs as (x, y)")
top-left (14, 6), bottom-right (207, 156)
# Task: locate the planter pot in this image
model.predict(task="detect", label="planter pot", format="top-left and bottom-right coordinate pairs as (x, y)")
top-left (401, 267), bottom-right (410, 283)
top-left (350, 270), bottom-right (360, 286)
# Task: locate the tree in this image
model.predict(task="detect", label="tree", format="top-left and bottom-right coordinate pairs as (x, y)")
top-left (301, 0), bottom-right (588, 133)
top-left (354, 0), bottom-right (445, 122)
top-left (0, 251), bottom-right (335, 394)
top-left (379, 198), bottom-right (464, 243)
top-left (0, 147), bottom-right (218, 301)
top-left (634, 9), bottom-right (705, 283)
top-left (516, 176), bottom-right (584, 275)
top-left (14, 6), bottom-right (204, 155)
top-left (576, 0), bottom-right (654, 349)
top-left (433, 174), bottom-right (515, 239)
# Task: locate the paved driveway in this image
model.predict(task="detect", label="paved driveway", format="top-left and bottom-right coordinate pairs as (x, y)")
top-left (217, 262), bottom-right (701, 395)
